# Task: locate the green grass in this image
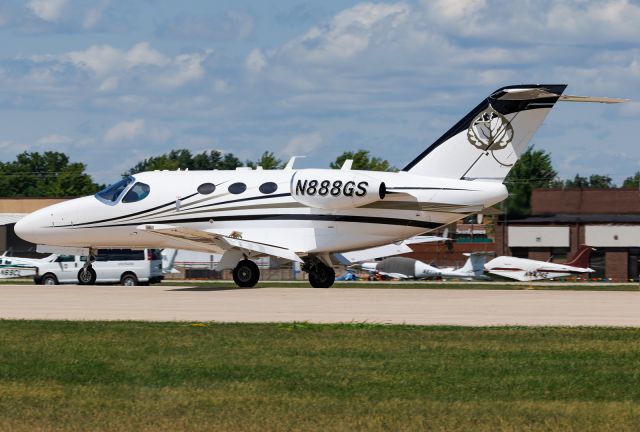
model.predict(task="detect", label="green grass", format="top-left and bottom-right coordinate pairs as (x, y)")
top-left (1, 322), bottom-right (639, 431)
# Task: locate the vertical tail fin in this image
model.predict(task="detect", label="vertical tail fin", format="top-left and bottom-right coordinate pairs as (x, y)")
top-left (461, 252), bottom-right (489, 276)
top-left (565, 245), bottom-right (594, 269)
top-left (403, 84), bottom-right (568, 181)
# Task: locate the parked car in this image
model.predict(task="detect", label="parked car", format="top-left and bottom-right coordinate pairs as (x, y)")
top-left (34, 249), bottom-right (163, 286)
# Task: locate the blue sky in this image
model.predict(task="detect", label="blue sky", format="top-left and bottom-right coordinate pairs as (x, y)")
top-left (0, 0), bottom-right (638, 184)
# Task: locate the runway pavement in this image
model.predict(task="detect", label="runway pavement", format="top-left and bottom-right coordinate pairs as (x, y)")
top-left (1, 284), bottom-right (639, 326)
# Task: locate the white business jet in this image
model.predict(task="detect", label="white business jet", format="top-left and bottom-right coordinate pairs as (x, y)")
top-left (14, 84), bottom-right (625, 288)
top-left (356, 253), bottom-right (490, 280)
top-left (484, 245), bottom-right (595, 282)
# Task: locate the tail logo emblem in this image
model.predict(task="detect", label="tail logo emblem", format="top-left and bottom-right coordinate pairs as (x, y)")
top-left (467, 104), bottom-right (514, 166)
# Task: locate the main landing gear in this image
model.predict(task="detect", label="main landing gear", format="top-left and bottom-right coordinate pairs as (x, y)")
top-left (303, 257), bottom-right (335, 288)
top-left (232, 259), bottom-right (260, 288)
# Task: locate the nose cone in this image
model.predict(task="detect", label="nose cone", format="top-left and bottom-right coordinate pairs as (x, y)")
top-left (15, 209), bottom-right (52, 244)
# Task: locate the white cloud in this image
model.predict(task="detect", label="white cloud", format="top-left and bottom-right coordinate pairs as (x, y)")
top-left (283, 132), bottom-right (323, 156)
top-left (82, 0), bottom-right (110, 29)
top-left (280, 3), bottom-right (411, 64)
top-left (245, 49), bottom-right (267, 74)
top-left (153, 50), bottom-right (211, 88)
top-left (104, 119), bottom-right (145, 143)
top-left (27, 0), bottom-right (69, 22)
top-left (98, 76), bottom-right (119, 92)
top-left (212, 79), bottom-right (230, 93)
top-left (61, 42), bottom-right (212, 90)
top-left (37, 134), bottom-right (72, 145)
top-left (421, 0), bottom-right (640, 43)
top-left (66, 42), bottom-right (168, 76)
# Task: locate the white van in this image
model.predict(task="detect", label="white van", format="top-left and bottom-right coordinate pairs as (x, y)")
top-left (34, 249), bottom-right (164, 286)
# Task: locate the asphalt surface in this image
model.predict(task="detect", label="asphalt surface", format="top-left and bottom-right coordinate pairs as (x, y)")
top-left (1, 284), bottom-right (639, 326)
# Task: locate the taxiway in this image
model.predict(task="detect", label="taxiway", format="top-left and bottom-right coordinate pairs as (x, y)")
top-left (1, 284), bottom-right (639, 326)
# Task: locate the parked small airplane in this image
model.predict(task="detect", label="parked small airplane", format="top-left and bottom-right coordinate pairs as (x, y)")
top-left (484, 245), bottom-right (595, 281)
top-left (0, 253), bottom-right (56, 279)
top-left (355, 253), bottom-right (490, 280)
top-left (14, 84), bottom-right (625, 288)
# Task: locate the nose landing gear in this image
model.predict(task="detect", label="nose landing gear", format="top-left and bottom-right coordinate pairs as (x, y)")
top-left (78, 249), bottom-right (97, 285)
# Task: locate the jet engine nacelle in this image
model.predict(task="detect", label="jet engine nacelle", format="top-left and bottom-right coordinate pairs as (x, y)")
top-left (291, 169), bottom-right (386, 210)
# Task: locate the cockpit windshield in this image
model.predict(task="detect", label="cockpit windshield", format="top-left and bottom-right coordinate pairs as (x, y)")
top-left (96, 176), bottom-right (134, 202)
top-left (122, 182), bottom-right (151, 203)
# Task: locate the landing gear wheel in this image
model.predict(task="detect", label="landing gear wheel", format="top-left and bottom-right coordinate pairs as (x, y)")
top-left (309, 264), bottom-right (335, 288)
top-left (77, 266), bottom-right (97, 285)
top-left (233, 260), bottom-right (260, 288)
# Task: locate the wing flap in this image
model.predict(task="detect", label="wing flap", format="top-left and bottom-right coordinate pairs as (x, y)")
top-left (137, 224), bottom-right (303, 263)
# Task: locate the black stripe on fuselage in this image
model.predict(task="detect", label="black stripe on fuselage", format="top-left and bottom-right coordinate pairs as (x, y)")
top-left (184, 192), bottom-right (292, 212)
top-left (67, 192), bottom-right (200, 228)
top-left (78, 214), bottom-right (443, 230)
top-left (59, 192), bottom-right (292, 228)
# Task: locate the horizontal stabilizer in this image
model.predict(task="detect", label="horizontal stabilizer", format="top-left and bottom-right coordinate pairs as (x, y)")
top-left (559, 95), bottom-right (629, 104)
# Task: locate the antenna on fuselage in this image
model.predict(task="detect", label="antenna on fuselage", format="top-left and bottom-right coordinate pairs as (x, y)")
top-left (284, 156), bottom-right (306, 170)
top-left (341, 159), bottom-right (354, 170)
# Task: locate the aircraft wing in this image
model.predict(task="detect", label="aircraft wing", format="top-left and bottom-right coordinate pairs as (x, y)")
top-left (137, 224), bottom-right (303, 263)
top-left (337, 243), bottom-right (413, 263)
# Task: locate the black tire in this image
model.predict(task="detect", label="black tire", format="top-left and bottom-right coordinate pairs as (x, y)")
top-left (41, 273), bottom-right (58, 286)
top-left (309, 265), bottom-right (335, 288)
top-left (121, 273), bottom-right (138, 286)
top-left (77, 267), bottom-right (97, 285)
top-left (232, 260), bottom-right (260, 288)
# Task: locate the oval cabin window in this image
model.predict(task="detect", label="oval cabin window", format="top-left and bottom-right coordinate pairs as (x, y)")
top-left (259, 182), bottom-right (278, 194)
top-left (197, 183), bottom-right (216, 195)
top-left (228, 182), bottom-right (247, 194)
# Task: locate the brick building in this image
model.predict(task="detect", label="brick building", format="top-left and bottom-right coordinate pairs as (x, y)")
top-left (495, 189), bottom-right (640, 281)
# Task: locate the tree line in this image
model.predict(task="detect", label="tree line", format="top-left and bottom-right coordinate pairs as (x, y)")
top-left (1, 148), bottom-right (638, 214)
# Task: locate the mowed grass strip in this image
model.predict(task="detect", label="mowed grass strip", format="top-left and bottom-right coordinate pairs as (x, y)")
top-left (0, 322), bottom-right (639, 431)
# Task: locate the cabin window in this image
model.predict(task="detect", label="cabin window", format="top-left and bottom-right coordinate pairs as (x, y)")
top-left (198, 183), bottom-right (216, 195)
top-left (96, 176), bottom-right (134, 202)
top-left (259, 182), bottom-right (278, 194)
top-left (122, 183), bottom-right (151, 203)
top-left (228, 182), bottom-right (247, 194)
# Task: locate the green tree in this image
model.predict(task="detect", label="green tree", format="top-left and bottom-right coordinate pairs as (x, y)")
top-left (558, 174), bottom-right (615, 189)
top-left (562, 174), bottom-right (590, 189)
top-left (622, 171), bottom-right (640, 189)
top-left (0, 151), bottom-right (100, 197)
top-left (246, 151), bottom-right (283, 169)
top-left (329, 150), bottom-right (396, 171)
top-left (126, 149), bottom-right (243, 174)
top-left (504, 148), bottom-right (557, 216)
top-left (587, 174), bottom-right (614, 188)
